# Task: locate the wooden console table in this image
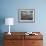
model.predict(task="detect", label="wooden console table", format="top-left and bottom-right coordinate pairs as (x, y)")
top-left (4, 32), bottom-right (43, 46)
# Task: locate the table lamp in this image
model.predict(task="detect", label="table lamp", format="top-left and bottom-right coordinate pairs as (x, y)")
top-left (5, 18), bottom-right (14, 35)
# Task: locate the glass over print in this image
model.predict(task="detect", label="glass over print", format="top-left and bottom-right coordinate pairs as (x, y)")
top-left (18, 9), bottom-right (35, 23)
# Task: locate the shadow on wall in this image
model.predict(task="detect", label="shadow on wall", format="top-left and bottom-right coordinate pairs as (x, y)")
top-left (0, 16), bottom-right (5, 46)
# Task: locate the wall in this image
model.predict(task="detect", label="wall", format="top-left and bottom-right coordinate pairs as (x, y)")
top-left (0, 0), bottom-right (46, 46)
top-left (0, 0), bottom-right (46, 32)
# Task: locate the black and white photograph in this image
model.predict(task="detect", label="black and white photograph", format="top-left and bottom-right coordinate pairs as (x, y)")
top-left (18, 9), bottom-right (35, 23)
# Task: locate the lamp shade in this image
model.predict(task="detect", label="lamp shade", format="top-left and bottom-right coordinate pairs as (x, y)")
top-left (5, 18), bottom-right (14, 25)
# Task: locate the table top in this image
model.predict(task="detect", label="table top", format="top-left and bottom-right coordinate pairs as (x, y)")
top-left (4, 32), bottom-right (43, 40)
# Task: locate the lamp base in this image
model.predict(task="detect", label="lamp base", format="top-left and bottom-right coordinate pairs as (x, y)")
top-left (8, 32), bottom-right (11, 35)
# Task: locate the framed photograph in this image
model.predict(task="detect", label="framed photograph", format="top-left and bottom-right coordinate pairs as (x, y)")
top-left (18, 9), bottom-right (35, 23)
